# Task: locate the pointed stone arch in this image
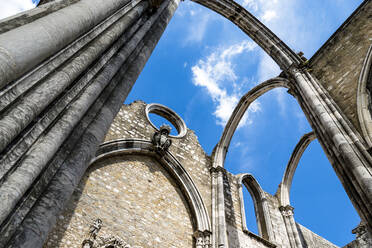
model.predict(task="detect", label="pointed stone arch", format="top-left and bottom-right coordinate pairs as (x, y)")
top-left (278, 132), bottom-right (317, 207)
top-left (190, 0), bottom-right (302, 71)
top-left (92, 139), bottom-right (212, 236)
top-left (357, 45), bottom-right (372, 149)
top-left (237, 173), bottom-right (275, 242)
top-left (190, 0), bottom-right (372, 233)
top-left (213, 77), bottom-right (293, 169)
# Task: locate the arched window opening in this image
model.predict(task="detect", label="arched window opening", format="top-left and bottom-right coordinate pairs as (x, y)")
top-left (148, 113), bottom-right (180, 136)
top-left (242, 186), bottom-right (259, 235)
top-left (291, 140), bottom-right (360, 247)
top-left (238, 174), bottom-right (274, 242)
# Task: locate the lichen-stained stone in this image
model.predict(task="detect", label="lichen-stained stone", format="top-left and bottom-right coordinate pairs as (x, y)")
top-left (44, 155), bottom-right (194, 248)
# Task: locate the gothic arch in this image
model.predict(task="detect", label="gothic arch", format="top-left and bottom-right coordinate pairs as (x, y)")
top-left (237, 173), bottom-right (275, 242)
top-left (92, 138), bottom-right (211, 236)
top-left (278, 132), bottom-right (317, 207)
top-left (357, 45), bottom-right (372, 148)
top-left (213, 77), bottom-right (292, 168)
top-left (190, 0), bottom-right (302, 71)
top-left (191, 0), bottom-right (372, 231)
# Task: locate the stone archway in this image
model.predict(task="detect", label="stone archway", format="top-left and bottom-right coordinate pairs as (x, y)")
top-left (237, 174), bottom-right (275, 242)
top-left (0, 1), bottom-right (371, 247)
top-left (45, 138), bottom-right (211, 248)
top-left (191, 0), bottom-right (372, 239)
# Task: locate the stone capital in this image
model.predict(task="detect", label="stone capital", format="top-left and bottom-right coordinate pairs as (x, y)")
top-left (279, 205), bottom-right (294, 216)
top-left (210, 166), bottom-right (226, 175)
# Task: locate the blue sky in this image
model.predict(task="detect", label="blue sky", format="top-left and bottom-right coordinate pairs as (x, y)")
top-left (126, 0), bottom-right (363, 245)
top-left (0, 0), bottom-right (364, 246)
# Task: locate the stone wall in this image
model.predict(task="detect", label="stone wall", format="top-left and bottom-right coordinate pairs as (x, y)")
top-left (45, 101), bottom-right (209, 247)
top-left (265, 193), bottom-right (291, 247)
top-left (224, 172), bottom-right (277, 248)
top-left (297, 224), bottom-right (339, 248)
top-left (44, 155), bottom-right (194, 248)
top-left (104, 101), bottom-right (212, 218)
top-left (44, 100), bottom-right (347, 247)
top-left (223, 169), bottom-right (340, 248)
top-left (309, 0), bottom-right (372, 133)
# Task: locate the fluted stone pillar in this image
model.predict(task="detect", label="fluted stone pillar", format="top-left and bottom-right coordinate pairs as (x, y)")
top-left (279, 205), bottom-right (302, 248)
top-left (0, 0), bottom-right (180, 246)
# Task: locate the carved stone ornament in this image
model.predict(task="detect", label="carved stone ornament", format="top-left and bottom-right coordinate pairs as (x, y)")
top-left (194, 230), bottom-right (212, 248)
top-left (352, 222), bottom-right (372, 246)
top-left (82, 219), bottom-right (131, 248)
top-left (152, 124), bottom-right (172, 152)
top-left (279, 205), bottom-right (294, 217)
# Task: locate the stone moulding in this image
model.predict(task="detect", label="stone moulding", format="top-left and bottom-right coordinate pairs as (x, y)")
top-left (237, 173), bottom-right (275, 244)
top-left (357, 45), bottom-right (372, 149)
top-left (277, 131), bottom-right (317, 248)
top-left (92, 138), bottom-right (211, 234)
top-left (145, 103), bottom-right (187, 138)
top-left (278, 131), bottom-right (316, 207)
top-left (210, 77), bottom-right (292, 247)
top-left (213, 77), bottom-right (292, 168)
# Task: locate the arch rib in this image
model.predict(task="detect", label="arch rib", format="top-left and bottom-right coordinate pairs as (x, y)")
top-left (190, 0), bottom-right (302, 70)
top-left (357, 45), bottom-right (372, 148)
top-left (278, 131), bottom-right (316, 207)
top-left (210, 77), bottom-right (291, 247)
top-left (213, 77), bottom-right (292, 168)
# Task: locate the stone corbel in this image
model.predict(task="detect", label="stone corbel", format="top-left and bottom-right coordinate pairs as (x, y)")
top-left (279, 205), bottom-right (294, 217)
top-left (279, 205), bottom-right (303, 248)
top-left (194, 230), bottom-right (212, 248)
top-left (210, 165), bottom-right (226, 175)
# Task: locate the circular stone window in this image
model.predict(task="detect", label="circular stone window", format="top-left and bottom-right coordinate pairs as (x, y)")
top-left (145, 103), bottom-right (187, 139)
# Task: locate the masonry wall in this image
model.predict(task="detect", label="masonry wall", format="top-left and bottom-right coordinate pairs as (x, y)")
top-left (44, 155), bottom-right (194, 247)
top-left (104, 101), bottom-right (213, 219)
top-left (224, 172), bottom-right (278, 248)
top-left (223, 170), bottom-right (341, 248)
top-left (297, 224), bottom-right (339, 248)
top-left (44, 100), bottom-right (347, 247)
top-left (45, 100), bottom-right (210, 247)
top-left (309, 0), bottom-right (372, 133)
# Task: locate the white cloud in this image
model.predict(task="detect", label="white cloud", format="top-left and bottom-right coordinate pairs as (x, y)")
top-left (185, 12), bottom-right (211, 43)
top-left (0, 0), bottom-right (36, 20)
top-left (261, 10), bottom-right (278, 22)
top-left (176, 1), bottom-right (213, 44)
top-left (237, 0), bottom-right (299, 116)
top-left (191, 41), bottom-right (261, 127)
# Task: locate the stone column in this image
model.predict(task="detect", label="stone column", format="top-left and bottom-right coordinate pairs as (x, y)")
top-left (0, 0), bottom-right (180, 246)
top-left (211, 166), bottom-right (228, 248)
top-left (279, 205), bottom-right (302, 248)
top-left (291, 68), bottom-right (372, 232)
